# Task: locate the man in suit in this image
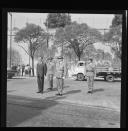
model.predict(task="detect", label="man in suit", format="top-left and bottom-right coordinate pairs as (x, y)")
top-left (55, 56), bottom-right (65, 96)
top-left (36, 56), bottom-right (47, 93)
top-left (21, 64), bottom-right (25, 76)
top-left (47, 57), bottom-right (55, 91)
top-left (86, 58), bottom-right (96, 94)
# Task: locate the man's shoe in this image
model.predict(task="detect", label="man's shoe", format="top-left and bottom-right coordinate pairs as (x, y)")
top-left (47, 88), bottom-right (53, 91)
top-left (37, 91), bottom-right (41, 93)
top-left (87, 91), bottom-right (92, 94)
top-left (56, 93), bottom-right (60, 96)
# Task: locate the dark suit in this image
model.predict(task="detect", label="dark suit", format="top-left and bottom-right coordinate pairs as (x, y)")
top-left (36, 62), bottom-right (47, 92)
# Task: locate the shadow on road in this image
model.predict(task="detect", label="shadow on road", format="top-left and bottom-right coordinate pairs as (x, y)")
top-left (7, 94), bottom-right (60, 127)
top-left (7, 90), bottom-right (16, 93)
top-left (92, 88), bottom-right (104, 93)
top-left (44, 85), bottom-right (70, 93)
top-left (7, 87), bottom-right (81, 126)
top-left (76, 79), bottom-right (121, 82)
top-left (63, 89), bottom-right (81, 95)
top-left (7, 87), bottom-right (79, 127)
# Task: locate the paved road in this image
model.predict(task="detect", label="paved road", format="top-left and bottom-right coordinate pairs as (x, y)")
top-left (7, 77), bottom-right (121, 127)
top-left (7, 95), bottom-right (120, 127)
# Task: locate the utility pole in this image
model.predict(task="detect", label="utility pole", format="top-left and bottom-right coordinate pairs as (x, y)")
top-left (9, 12), bottom-right (12, 68)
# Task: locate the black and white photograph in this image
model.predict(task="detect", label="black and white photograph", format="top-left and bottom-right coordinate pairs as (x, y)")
top-left (5, 11), bottom-right (126, 127)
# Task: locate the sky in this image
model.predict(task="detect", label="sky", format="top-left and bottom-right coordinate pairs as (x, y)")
top-left (7, 13), bottom-right (115, 65)
top-left (8, 13), bottom-right (114, 30)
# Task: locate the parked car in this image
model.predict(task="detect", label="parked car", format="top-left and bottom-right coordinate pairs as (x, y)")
top-left (7, 67), bottom-right (17, 79)
top-left (72, 61), bottom-right (87, 81)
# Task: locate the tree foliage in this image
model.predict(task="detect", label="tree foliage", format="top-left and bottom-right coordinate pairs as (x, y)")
top-left (14, 23), bottom-right (47, 76)
top-left (104, 15), bottom-right (122, 59)
top-left (44, 13), bottom-right (71, 29)
top-left (111, 15), bottom-right (122, 28)
top-left (54, 22), bottom-right (103, 60)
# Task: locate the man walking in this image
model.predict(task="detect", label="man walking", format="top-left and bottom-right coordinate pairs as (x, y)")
top-left (47, 57), bottom-right (55, 91)
top-left (55, 56), bottom-right (65, 96)
top-left (17, 65), bottom-right (21, 76)
top-left (36, 57), bottom-right (47, 94)
top-left (21, 64), bottom-right (25, 76)
top-left (85, 58), bottom-right (96, 94)
top-left (28, 65), bottom-right (31, 77)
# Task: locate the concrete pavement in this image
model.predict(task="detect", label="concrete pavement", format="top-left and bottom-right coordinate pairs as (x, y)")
top-left (7, 95), bottom-right (120, 127)
top-left (7, 77), bottom-right (121, 127)
top-left (7, 77), bottom-right (121, 112)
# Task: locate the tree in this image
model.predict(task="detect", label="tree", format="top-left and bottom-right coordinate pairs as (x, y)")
top-left (83, 44), bottom-right (97, 60)
top-left (44, 13), bottom-right (71, 29)
top-left (54, 23), bottom-right (103, 61)
top-left (14, 23), bottom-right (47, 76)
top-left (7, 48), bottom-right (22, 67)
top-left (111, 15), bottom-right (122, 28)
top-left (104, 52), bottom-right (112, 61)
top-left (104, 15), bottom-right (122, 59)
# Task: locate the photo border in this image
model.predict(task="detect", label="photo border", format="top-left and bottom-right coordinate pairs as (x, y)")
top-left (1, 9), bottom-right (127, 128)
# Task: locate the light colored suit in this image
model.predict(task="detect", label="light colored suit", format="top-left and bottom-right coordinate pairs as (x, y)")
top-left (55, 61), bottom-right (64, 94)
top-left (47, 61), bottom-right (55, 89)
top-left (86, 62), bottom-right (96, 92)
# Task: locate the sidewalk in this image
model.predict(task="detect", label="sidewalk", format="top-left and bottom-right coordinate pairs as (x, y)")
top-left (7, 77), bottom-right (121, 112)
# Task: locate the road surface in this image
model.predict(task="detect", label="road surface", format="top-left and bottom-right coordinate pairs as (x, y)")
top-left (7, 77), bottom-right (121, 127)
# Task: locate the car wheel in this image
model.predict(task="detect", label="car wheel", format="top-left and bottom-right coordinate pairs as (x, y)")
top-left (106, 75), bottom-right (114, 82)
top-left (77, 73), bottom-right (84, 81)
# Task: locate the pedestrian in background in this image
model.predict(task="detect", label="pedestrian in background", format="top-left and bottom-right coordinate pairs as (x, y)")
top-left (25, 65), bottom-right (29, 76)
top-left (21, 64), bottom-right (25, 76)
top-left (11, 64), bottom-right (17, 70)
top-left (28, 65), bottom-right (31, 77)
top-left (36, 56), bottom-right (47, 94)
top-left (85, 58), bottom-right (96, 94)
top-left (55, 56), bottom-right (65, 96)
top-left (47, 57), bottom-right (55, 91)
top-left (17, 65), bottom-right (21, 76)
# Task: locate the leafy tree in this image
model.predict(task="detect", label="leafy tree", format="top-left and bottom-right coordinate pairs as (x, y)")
top-left (44, 13), bottom-right (71, 48)
top-left (44, 13), bottom-right (71, 29)
top-left (83, 44), bottom-right (97, 60)
top-left (111, 15), bottom-right (122, 28)
top-left (104, 15), bottom-right (122, 59)
top-left (13, 27), bottom-right (19, 32)
top-left (104, 52), bottom-right (112, 61)
top-left (47, 44), bottom-right (58, 58)
top-left (14, 23), bottom-right (47, 76)
top-left (34, 40), bottom-right (48, 59)
top-left (54, 23), bottom-right (103, 61)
